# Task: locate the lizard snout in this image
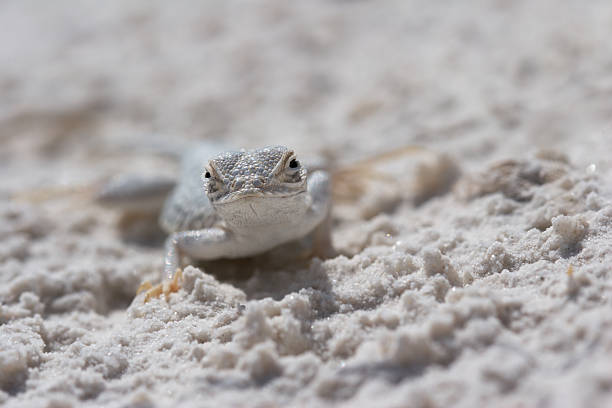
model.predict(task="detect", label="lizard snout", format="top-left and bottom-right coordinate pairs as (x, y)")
top-left (231, 176), bottom-right (265, 191)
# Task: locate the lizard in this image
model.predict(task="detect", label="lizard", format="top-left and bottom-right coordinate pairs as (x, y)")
top-left (97, 144), bottom-right (332, 301)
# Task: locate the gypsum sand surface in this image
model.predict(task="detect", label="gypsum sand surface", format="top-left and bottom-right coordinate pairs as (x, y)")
top-left (2, 0), bottom-right (612, 407)
top-left (2, 151), bottom-right (612, 408)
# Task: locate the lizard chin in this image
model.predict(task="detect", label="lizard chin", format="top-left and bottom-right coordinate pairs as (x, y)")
top-left (212, 192), bottom-right (311, 229)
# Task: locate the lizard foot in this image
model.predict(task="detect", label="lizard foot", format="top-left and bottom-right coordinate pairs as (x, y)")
top-left (137, 269), bottom-right (184, 303)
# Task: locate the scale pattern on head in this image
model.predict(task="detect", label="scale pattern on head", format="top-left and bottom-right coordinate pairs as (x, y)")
top-left (204, 146), bottom-right (307, 204)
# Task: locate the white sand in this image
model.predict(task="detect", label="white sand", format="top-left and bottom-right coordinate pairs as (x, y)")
top-left (1, 1), bottom-right (612, 407)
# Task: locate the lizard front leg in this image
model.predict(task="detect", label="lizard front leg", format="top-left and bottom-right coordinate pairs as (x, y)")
top-left (305, 170), bottom-right (334, 258)
top-left (307, 170), bottom-right (331, 218)
top-left (141, 227), bottom-right (233, 302)
top-left (164, 227), bottom-right (232, 279)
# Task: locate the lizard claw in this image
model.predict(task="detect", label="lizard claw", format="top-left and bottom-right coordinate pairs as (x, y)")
top-left (138, 268), bottom-right (184, 303)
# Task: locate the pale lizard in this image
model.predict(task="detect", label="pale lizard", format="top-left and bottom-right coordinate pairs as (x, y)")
top-left (97, 145), bottom-right (332, 300)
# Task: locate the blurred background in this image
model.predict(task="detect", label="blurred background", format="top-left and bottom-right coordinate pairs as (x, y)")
top-left (1, 0), bottom-right (611, 194)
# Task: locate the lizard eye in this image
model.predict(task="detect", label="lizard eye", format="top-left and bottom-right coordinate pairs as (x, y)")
top-left (204, 171), bottom-right (211, 178)
top-left (283, 156), bottom-right (303, 183)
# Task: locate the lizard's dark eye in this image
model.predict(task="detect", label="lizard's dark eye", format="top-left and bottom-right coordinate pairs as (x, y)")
top-left (204, 171), bottom-right (211, 178)
top-left (289, 159), bottom-right (299, 169)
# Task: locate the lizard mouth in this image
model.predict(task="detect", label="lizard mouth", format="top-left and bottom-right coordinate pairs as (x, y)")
top-left (211, 189), bottom-right (305, 205)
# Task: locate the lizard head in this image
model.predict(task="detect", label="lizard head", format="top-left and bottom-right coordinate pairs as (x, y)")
top-left (203, 146), bottom-right (309, 227)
